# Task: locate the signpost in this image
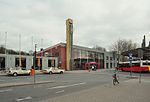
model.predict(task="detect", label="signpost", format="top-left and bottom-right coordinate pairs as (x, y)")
top-left (138, 49), bottom-right (143, 83)
top-left (129, 53), bottom-right (133, 77)
top-left (139, 59), bottom-right (142, 83)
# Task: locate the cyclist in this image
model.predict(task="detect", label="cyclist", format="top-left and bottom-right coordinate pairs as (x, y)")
top-left (113, 73), bottom-right (119, 85)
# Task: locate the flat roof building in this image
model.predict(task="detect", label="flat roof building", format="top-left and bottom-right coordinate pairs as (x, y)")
top-left (37, 42), bottom-right (117, 70)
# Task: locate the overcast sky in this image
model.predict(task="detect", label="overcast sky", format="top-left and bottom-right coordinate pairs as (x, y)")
top-left (0, 0), bottom-right (150, 52)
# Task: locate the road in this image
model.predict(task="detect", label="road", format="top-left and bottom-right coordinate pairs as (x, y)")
top-left (0, 70), bottom-right (149, 102)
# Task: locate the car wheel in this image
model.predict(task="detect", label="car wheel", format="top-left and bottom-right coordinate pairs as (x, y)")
top-left (13, 72), bottom-right (17, 76)
top-left (49, 71), bottom-right (52, 74)
top-left (60, 71), bottom-right (63, 74)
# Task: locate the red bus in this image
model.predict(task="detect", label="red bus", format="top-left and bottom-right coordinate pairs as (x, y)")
top-left (118, 60), bottom-right (150, 72)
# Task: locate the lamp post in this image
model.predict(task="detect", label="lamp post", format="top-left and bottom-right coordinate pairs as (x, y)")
top-left (117, 51), bottom-right (120, 70)
top-left (5, 32), bottom-right (7, 70)
top-left (138, 49), bottom-right (143, 83)
top-left (33, 44), bottom-right (37, 84)
top-left (117, 42), bottom-right (120, 71)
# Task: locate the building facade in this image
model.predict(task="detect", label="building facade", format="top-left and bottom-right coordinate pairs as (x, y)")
top-left (37, 43), bottom-right (117, 70)
top-left (0, 54), bottom-right (57, 70)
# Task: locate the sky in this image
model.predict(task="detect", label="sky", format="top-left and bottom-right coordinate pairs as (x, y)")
top-left (0, 0), bottom-right (150, 52)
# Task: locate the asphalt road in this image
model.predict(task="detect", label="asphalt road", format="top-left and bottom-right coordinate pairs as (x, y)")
top-left (0, 70), bottom-right (149, 102)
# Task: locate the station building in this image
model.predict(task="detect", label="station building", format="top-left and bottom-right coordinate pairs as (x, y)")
top-left (37, 42), bottom-right (117, 70)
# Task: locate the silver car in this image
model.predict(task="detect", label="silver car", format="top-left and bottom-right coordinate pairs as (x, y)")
top-left (6, 67), bottom-right (31, 76)
top-left (42, 67), bottom-right (65, 74)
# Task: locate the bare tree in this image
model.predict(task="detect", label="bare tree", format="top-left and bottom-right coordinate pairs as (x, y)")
top-left (110, 39), bottom-right (138, 52)
top-left (110, 39), bottom-right (139, 61)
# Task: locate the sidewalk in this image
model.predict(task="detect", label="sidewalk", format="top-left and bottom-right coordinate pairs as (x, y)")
top-left (42, 79), bottom-right (150, 102)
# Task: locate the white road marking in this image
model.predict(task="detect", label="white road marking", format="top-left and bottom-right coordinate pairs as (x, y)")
top-left (56, 90), bottom-right (65, 94)
top-left (0, 89), bottom-right (13, 93)
top-left (48, 82), bottom-right (86, 90)
top-left (16, 96), bottom-right (32, 102)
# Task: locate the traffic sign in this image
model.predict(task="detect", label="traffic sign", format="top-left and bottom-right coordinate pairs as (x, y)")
top-left (129, 53), bottom-right (133, 61)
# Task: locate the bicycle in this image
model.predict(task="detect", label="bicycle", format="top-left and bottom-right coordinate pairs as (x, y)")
top-left (112, 73), bottom-right (119, 85)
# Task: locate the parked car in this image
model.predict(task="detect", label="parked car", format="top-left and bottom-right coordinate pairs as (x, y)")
top-left (42, 67), bottom-right (65, 74)
top-left (6, 67), bottom-right (31, 76)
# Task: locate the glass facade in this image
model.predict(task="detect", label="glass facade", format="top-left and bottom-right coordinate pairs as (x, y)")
top-left (73, 48), bottom-right (104, 70)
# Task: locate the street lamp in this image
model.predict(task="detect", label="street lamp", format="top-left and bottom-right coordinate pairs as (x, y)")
top-left (117, 51), bottom-right (120, 69)
top-left (34, 44), bottom-right (37, 69)
top-left (33, 44), bottom-right (37, 84)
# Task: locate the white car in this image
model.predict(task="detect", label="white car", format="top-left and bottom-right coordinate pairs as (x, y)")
top-left (6, 67), bottom-right (31, 76)
top-left (42, 67), bottom-right (65, 74)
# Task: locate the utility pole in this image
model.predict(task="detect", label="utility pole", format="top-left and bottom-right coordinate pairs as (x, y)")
top-left (33, 44), bottom-right (37, 84)
top-left (5, 32), bottom-right (7, 69)
top-left (87, 51), bottom-right (88, 63)
top-left (19, 34), bottom-right (22, 67)
top-left (117, 43), bottom-right (120, 73)
top-left (138, 49), bottom-right (143, 83)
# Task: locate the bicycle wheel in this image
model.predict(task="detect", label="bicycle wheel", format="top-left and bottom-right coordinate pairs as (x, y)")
top-left (113, 79), bottom-right (116, 85)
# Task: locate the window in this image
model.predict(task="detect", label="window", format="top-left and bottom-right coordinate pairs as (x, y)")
top-left (48, 59), bottom-right (52, 67)
top-left (15, 57), bottom-right (26, 68)
top-left (0, 57), bottom-right (5, 70)
top-left (106, 63), bottom-right (109, 68)
top-left (106, 56), bottom-right (109, 60)
top-left (110, 63), bottom-right (112, 68)
top-left (48, 59), bottom-right (55, 67)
